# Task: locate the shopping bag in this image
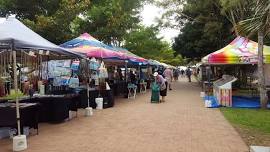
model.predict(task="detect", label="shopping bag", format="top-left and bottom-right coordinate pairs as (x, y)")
top-left (151, 82), bottom-right (160, 103)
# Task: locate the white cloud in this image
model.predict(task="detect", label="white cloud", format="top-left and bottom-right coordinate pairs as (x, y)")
top-left (140, 5), bottom-right (162, 26)
top-left (140, 4), bottom-right (179, 43)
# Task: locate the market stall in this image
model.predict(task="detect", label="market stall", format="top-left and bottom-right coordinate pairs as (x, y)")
top-left (60, 33), bottom-right (121, 106)
top-left (109, 46), bottom-right (151, 94)
top-left (202, 36), bottom-right (270, 64)
top-left (201, 36), bottom-right (270, 108)
top-left (0, 16), bottom-right (83, 144)
top-left (60, 33), bottom-right (152, 101)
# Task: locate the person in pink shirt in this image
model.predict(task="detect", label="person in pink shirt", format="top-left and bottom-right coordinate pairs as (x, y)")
top-left (154, 72), bottom-right (167, 102)
top-left (163, 68), bottom-right (173, 90)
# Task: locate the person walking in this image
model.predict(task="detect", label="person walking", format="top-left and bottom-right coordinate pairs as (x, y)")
top-left (173, 69), bottom-right (180, 81)
top-left (163, 68), bottom-right (173, 90)
top-left (180, 69), bottom-right (185, 77)
top-left (154, 72), bottom-right (167, 102)
top-left (186, 67), bottom-right (192, 82)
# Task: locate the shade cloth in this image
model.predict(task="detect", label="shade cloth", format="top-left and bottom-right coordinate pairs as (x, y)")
top-left (61, 33), bottom-right (149, 64)
top-left (202, 36), bottom-right (270, 64)
top-left (0, 17), bottom-right (83, 58)
top-left (84, 47), bottom-right (126, 59)
top-left (60, 33), bottom-right (113, 50)
top-left (60, 33), bottom-right (126, 59)
top-left (110, 46), bottom-right (148, 64)
top-left (148, 59), bottom-right (162, 66)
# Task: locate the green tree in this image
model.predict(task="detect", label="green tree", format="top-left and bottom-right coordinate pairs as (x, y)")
top-left (0, 0), bottom-right (150, 45)
top-left (220, 0), bottom-right (270, 45)
top-left (0, 0), bottom-right (61, 20)
top-left (124, 26), bottom-right (165, 59)
top-left (71, 0), bottom-right (145, 46)
top-left (232, 0), bottom-right (270, 108)
top-left (124, 26), bottom-right (183, 66)
top-left (169, 0), bottom-right (234, 59)
top-left (0, 0), bottom-right (90, 44)
top-left (219, 0), bottom-right (253, 36)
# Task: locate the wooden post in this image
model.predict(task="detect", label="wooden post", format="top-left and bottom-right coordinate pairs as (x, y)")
top-left (258, 29), bottom-right (267, 109)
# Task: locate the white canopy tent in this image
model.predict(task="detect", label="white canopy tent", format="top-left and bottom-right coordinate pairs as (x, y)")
top-left (0, 17), bottom-right (84, 139)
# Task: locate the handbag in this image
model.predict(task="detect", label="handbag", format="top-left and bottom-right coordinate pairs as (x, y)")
top-left (160, 82), bottom-right (166, 91)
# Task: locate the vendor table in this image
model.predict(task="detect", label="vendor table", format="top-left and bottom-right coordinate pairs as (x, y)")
top-left (90, 89), bottom-right (114, 109)
top-left (78, 89), bottom-right (114, 109)
top-left (18, 95), bottom-right (79, 122)
top-left (0, 103), bottom-right (39, 134)
top-left (111, 81), bottom-right (127, 96)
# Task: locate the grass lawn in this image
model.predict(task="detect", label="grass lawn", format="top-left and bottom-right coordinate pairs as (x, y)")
top-left (220, 108), bottom-right (270, 146)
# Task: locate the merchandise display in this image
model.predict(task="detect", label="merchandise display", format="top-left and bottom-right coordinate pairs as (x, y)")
top-left (213, 75), bottom-right (237, 107)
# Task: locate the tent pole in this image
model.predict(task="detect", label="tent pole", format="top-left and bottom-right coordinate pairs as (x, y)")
top-left (138, 65), bottom-right (140, 80)
top-left (40, 54), bottom-right (42, 80)
top-left (86, 58), bottom-right (90, 107)
top-left (125, 60), bottom-right (128, 82)
top-left (12, 41), bottom-right (21, 135)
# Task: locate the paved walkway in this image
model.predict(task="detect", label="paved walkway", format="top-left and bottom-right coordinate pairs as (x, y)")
top-left (0, 78), bottom-right (249, 152)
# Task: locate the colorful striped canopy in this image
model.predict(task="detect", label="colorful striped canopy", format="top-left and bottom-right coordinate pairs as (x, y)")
top-left (110, 46), bottom-right (148, 64)
top-left (61, 33), bottom-right (148, 64)
top-left (60, 33), bottom-right (113, 50)
top-left (148, 59), bottom-right (161, 66)
top-left (202, 36), bottom-right (270, 64)
top-left (60, 33), bottom-right (126, 59)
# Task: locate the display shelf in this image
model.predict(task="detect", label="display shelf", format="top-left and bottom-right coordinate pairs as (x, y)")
top-left (213, 75), bottom-right (237, 107)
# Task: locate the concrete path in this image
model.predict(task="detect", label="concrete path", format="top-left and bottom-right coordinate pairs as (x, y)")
top-left (0, 78), bottom-right (249, 152)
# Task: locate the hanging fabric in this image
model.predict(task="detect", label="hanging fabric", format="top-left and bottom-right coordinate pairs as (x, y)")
top-left (98, 61), bottom-right (108, 78)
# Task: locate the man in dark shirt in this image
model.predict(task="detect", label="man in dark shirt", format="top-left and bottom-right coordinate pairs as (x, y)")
top-left (186, 67), bottom-right (192, 82)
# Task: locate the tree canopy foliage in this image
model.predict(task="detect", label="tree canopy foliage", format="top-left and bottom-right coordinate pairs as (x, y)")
top-left (0, 0), bottom-right (90, 44)
top-left (0, 0), bottom-right (144, 45)
top-left (124, 26), bottom-right (183, 66)
top-left (158, 0), bottom-right (235, 60)
top-left (221, 0), bottom-right (270, 108)
top-left (71, 0), bottom-right (145, 46)
top-left (0, 0), bottom-right (184, 65)
top-left (157, 0), bottom-right (270, 60)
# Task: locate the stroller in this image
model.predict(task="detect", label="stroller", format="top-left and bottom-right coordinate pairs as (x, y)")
top-left (151, 82), bottom-right (160, 103)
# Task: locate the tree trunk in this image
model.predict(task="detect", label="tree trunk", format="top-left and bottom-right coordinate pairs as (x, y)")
top-left (258, 29), bottom-right (268, 109)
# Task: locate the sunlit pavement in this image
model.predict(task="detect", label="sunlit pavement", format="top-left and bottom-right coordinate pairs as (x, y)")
top-left (0, 77), bottom-right (248, 152)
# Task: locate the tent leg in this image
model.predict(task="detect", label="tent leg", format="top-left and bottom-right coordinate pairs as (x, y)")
top-left (13, 49), bottom-right (21, 135)
top-left (12, 43), bottom-right (27, 151)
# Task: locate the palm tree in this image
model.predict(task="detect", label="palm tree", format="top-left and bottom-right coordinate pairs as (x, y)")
top-left (219, 0), bottom-right (254, 36)
top-left (236, 0), bottom-right (270, 108)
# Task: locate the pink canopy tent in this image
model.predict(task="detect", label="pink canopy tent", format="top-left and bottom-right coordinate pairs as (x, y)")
top-left (202, 36), bottom-right (270, 64)
top-left (61, 33), bottom-right (127, 59)
top-left (70, 46), bottom-right (126, 59)
top-left (61, 33), bottom-right (147, 63)
top-left (111, 47), bottom-right (148, 63)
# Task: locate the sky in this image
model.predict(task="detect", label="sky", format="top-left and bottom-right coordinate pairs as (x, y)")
top-left (140, 4), bottom-right (180, 43)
